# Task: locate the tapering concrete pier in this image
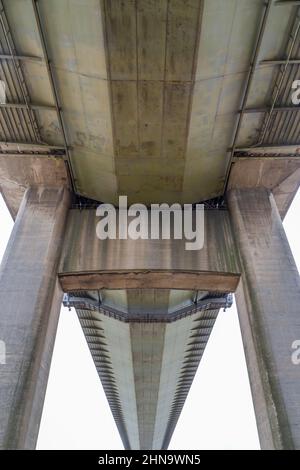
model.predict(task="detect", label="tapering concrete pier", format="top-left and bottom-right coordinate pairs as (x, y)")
top-left (228, 189), bottom-right (300, 450)
top-left (0, 187), bottom-right (70, 449)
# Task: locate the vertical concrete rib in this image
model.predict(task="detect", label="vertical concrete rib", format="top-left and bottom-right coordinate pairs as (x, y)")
top-left (0, 186), bottom-right (70, 449)
top-left (228, 188), bottom-right (300, 449)
top-left (130, 322), bottom-right (166, 450)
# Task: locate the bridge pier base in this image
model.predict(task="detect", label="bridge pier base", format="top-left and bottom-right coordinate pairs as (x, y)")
top-left (228, 188), bottom-right (300, 449)
top-left (0, 187), bottom-right (70, 449)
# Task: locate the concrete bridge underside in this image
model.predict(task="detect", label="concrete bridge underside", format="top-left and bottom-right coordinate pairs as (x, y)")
top-left (0, 0), bottom-right (300, 451)
top-left (0, 0), bottom-right (300, 216)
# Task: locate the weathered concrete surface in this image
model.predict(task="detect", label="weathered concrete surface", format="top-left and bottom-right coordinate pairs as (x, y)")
top-left (61, 270), bottom-right (238, 293)
top-left (2, 1), bottom-right (298, 206)
top-left (59, 209), bottom-right (240, 293)
top-left (228, 158), bottom-right (300, 218)
top-left (228, 188), bottom-right (300, 450)
top-left (0, 154), bottom-right (69, 219)
top-left (0, 187), bottom-right (70, 449)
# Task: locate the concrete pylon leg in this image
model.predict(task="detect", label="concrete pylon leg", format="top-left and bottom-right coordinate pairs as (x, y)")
top-left (0, 187), bottom-right (70, 449)
top-left (228, 188), bottom-right (300, 449)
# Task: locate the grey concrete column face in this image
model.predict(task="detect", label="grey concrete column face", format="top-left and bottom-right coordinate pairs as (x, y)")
top-left (0, 187), bottom-right (70, 449)
top-left (228, 188), bottom-right (300, 450)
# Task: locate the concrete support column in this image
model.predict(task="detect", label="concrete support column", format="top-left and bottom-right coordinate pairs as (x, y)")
top-left (0, 187), bottom-right (70, 449)
top-left (228, 188), bottom-right (300, 449)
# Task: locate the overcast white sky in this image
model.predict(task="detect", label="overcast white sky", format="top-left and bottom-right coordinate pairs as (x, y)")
top-left (0, 190), bottom-right (299, 450)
